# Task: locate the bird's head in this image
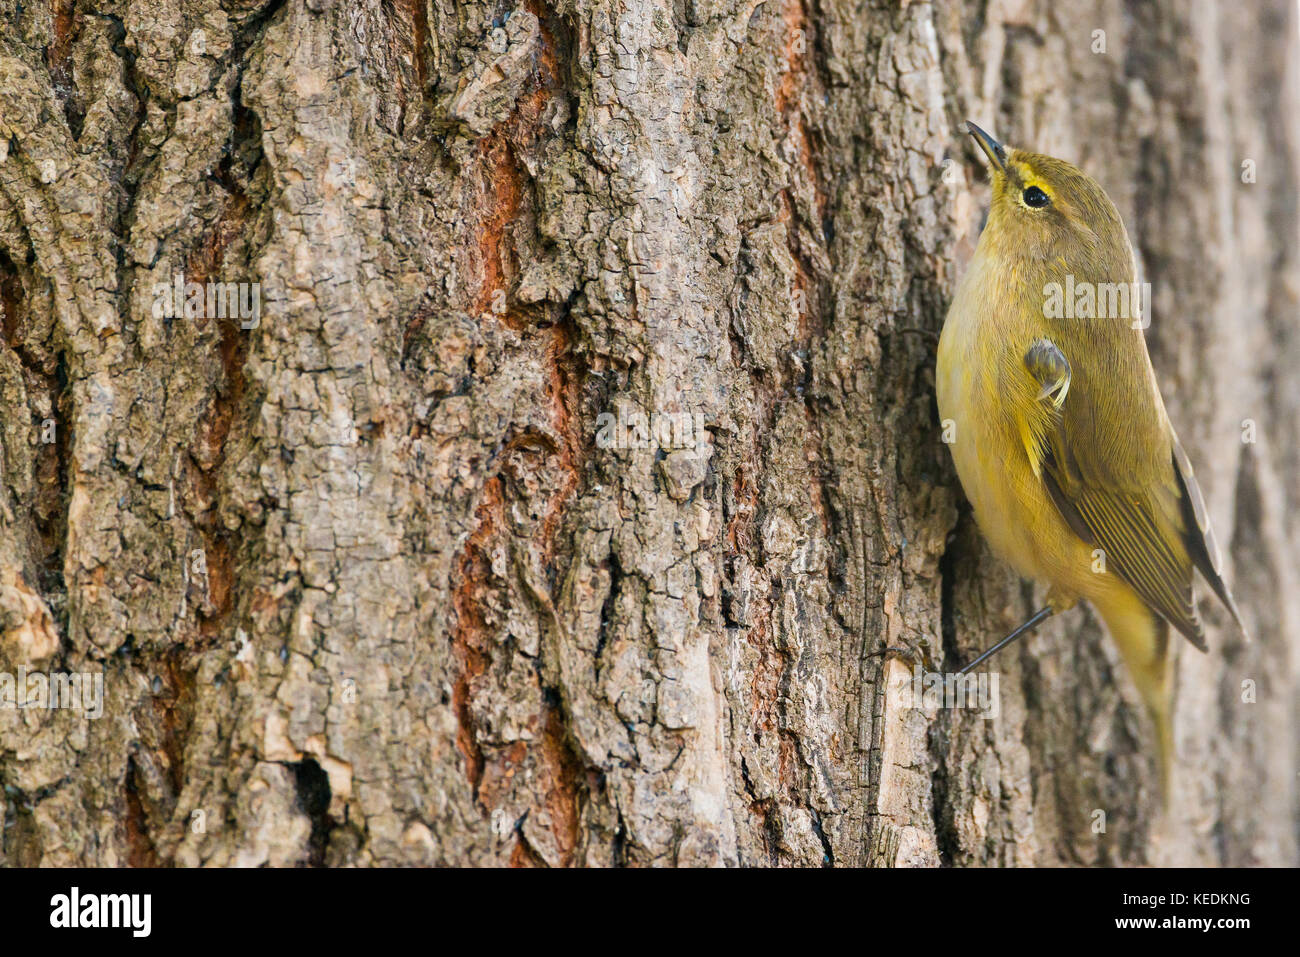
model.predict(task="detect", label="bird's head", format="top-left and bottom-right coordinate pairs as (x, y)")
top-left (965, 121), bottom-right (1132, 271)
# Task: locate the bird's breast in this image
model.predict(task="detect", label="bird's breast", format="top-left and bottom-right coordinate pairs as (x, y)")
top-left (937, 258), bottom-right (1099, 597)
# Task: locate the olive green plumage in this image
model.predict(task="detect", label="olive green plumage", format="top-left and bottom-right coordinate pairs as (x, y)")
top-left (937, 123), bottom-right (1247, 800)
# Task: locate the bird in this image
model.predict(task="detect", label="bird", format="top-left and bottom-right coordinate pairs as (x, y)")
top-left (936, 121), bottom-right (1248, 802)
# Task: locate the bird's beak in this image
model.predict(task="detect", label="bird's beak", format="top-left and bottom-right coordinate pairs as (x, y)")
top-left (966, 121), bottom-right (1007, 173)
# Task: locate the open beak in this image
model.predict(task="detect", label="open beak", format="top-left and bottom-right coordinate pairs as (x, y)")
top-left (966, 121), bottom-right (1007, 173)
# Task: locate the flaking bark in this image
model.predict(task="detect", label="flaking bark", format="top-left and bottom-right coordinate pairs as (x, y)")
top-left (0, 0), bottom-right (1295, 866)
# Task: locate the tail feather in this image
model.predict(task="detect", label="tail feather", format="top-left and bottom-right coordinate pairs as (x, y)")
top-left (1095, 589), bottom-right (1175, 809)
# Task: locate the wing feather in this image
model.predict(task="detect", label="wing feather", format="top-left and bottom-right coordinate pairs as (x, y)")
top-left (1021, 340), bottom-right (1216, 651)
top-left (1172, 437), bottom-right (1249, 639)
top-left (1044, 458), bottom-right (1208, 650)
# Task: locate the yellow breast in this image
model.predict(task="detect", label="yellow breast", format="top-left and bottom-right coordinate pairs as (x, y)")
top-left (936, 256), bottom-right (1100, 602)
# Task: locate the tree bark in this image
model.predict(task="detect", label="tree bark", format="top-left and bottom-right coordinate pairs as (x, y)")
top-left (0, 0), bottom-right (1295, 866)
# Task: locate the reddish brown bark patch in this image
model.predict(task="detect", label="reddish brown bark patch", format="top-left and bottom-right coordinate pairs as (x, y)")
top-left (468, 0), bottom-right (563, 324)
top-left (124, 758), bottom-right (162, 868)
top-left (450, 477), bottom-right (504, 793)
top-left (152, 648), bottom-right (198, 794)
top-left (46, 0), bottom-right (76, 85)
top-left (509, 835), bottom-right (547, 866)
top-left (535, 323), bottom-right (581, 561)
top-left (537, 695), bottom-right (582, 864)
top-left (184, 189), bottom-right (252, 639)
top-left (408, 0), bottom-right (429, 94)
top-left (470, 133), bottom-right (525, 324)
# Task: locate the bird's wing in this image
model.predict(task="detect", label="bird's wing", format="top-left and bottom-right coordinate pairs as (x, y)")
top-left (1042, 453), bottom-right (1207, 650)
top-left (1170, 435), bottom-right (1249, 639)
top-left (1020, 338), bottom-right (1211, 651)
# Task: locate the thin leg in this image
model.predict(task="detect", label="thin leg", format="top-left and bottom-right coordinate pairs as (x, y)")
top-left (957, 606), bottom-right (1054, 675)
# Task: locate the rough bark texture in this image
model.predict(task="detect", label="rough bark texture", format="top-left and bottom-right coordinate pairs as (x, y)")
top-left (0, 0), bottom-right (1295, 867)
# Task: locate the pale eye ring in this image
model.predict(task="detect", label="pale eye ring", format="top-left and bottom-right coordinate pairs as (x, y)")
top-left (1023, 186), bottom-right (1050, 208)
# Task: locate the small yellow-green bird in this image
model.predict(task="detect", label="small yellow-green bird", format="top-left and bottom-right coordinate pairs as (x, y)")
top-left (937, 122), bottom-right (1248, 799)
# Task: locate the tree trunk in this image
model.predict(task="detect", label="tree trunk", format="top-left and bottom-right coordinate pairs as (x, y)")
top-left (0, 0), bottom-right (1295, 867)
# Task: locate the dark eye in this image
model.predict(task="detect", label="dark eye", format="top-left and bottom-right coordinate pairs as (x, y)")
top-left (1023, 186), bottom-right (1050, 208)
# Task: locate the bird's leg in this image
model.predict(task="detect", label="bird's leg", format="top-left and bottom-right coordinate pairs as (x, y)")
top-left (1024, 338), bottom-right (1072, 408)
top-left (957, 607), bottom-right (1053, 674)
top-left (957, 587), bottom-right (1076, 675)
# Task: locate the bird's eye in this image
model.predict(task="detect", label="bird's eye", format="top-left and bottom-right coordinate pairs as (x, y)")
top-left (1023, 186), bottom-right (1050, 208)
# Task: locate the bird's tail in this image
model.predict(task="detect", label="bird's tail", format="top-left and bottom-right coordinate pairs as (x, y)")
top-left (1095, 589), bottom-right (1175, 809)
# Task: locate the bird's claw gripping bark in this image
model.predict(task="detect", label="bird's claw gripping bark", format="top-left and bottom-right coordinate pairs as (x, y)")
top-left (867, 633), bottom-right (936, 672)
top-left (1045, 584), bottom-right (1078, 615)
